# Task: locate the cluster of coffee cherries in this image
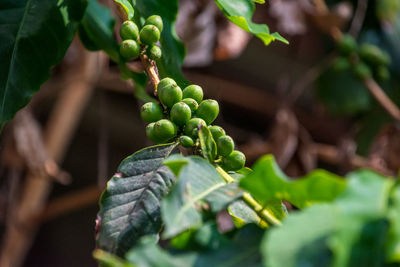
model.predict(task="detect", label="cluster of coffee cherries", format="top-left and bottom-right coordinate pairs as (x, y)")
top-left (141, 78), bottom-right (246, 171)
top-left (119, 15), bottom-right (163, 61)
top-left (334, 34), bottom-right (391, 81)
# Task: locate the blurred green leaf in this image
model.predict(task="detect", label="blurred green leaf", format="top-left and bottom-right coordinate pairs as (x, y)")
top-left (262, 170), bottom-right (396, 267)
top-left (162, 155), bottom-right (242, 238)
top-left (240, 155), bottom-right (346, 208)
top-left (317, 67), bottom-right (371, 115)
top-left (385, 185), bottom-right (400, 262)
top-left (0, 0), bottom-right (87, 130)
top-left (228, 200), bottom-right (264, 228)
top-left (215, 0), bottom-right (288, 46)
top-left (97, 144), bottom-right (178, 256)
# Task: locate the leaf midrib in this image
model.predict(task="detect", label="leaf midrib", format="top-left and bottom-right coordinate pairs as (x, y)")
top-left (2, 0), bottom-right (33, 116)
top-left (173, 181), bottom-right (226, 225)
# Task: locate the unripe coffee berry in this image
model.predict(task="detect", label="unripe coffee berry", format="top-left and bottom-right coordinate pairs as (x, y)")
top-left (337, 34), bottom-right (357, 55)
top-left (209, 125), bottom-right (225, 141)
top-left (179, 136), bottom-right (194, 148)
top-left (332, 57), bottom-right (350, 72)
top-left (182, 85), bottom-right (203, 104)
top-left (140, 25), bottom-right (160, 46)
top-left (217, 135), bottom-right (234, 157)
top-left (120, 40), bottom-right (140, 60)
top-left (196, 99), bottom-right (219, 125)
top-left (120, 21), bottom-right (139, 40)
top-left (182, 98), bottom-right (198, 112)
top-left (353, 62), bottom-right (372, 80)
top-left (140, 102), bottom-right (163, 123)
top-left (153, 119), bottom-right (177, 142)
top-left (170, 102), bottom-right (191, 126)
top-left (158, 81), bottom-right (182, 108)
top-left (221, 150), bottom-right (246, 171)
top-left (147, 45), bottom-right (162, 60)
top-left (184, 118), bottom-right (206, 137)
top-left (145, 15), bottom-right (163, 32)
top-left (359, 43), bottom-right (390, 66)
top-left (146, 123), bottom-right (162, 143)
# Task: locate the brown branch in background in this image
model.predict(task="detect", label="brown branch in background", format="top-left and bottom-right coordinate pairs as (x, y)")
top-left (312, 0), bottom-right (400, 123)
top-left (349, 0), bottom-right (368, 38)
top-left (0, 40), bottom-right (106, 267)
top-left (363, 78), bottom-right (400, 121)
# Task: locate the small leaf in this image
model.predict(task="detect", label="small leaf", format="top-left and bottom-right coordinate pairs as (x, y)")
top-left (228, 200), bottom-right (265, 228)
top-left (0, 0), bottom-right (87, 129)
top-left (215, 0), bottom-right (288, 46)
top-left (199, 126), bottom-right (217, 163)
top-left (240, 155), bottom-right (346, 208)
top-left (162, 155), bottom-right (242, 238)
top-left (96, 143), bottom-right (178, 256)
top-left (113, 0), bottom-right (134, 20)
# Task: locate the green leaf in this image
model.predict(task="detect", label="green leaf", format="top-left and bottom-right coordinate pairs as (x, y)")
top-left (215, 0), bottom-right (288, 46)
top-left (240, 155), bottom-right (346, 208)
top-left (0, 0), bottom-right (87, 130)
top-left (317, 67), bottom-right (371, 115)
top-left (113, 0), bottom-right (134, 20)
top-left (162, 155), bottom-right (242, 238)
top-left (385, 184), bottom-right (400, 262)
top-left (96, 143), bottom-right (178, 256)
top-left (79, 0), bottom-right (119, 61)
top-left (262, 170), bottom-right (395, 267)
top-left (228, 200), bottom-right (265, 228)
top-left (125, 225), bottom-right (264, 267)
top-left (135, 0), bottom-right (188, 86)
top-left (199, 126), bottom-right (217, 163)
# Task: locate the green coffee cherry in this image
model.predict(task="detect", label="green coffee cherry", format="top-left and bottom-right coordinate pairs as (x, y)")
top-left (359, 43), bottom-right (390, 66)
top-left (145, 15), bottom-right (163, 32)
top-left (179, 136), bottom-right (194, 148)
top-left (120, 21), bottom-right (139, 40)
top-left (184, 118), bottom-right (206, 137)
top-left (196, 99), bottom-right (219, 125)
top-left (158, 80), bottom-right (182, 108)
top-left (182, 98), bottom-right (198, 112)
top-left (376, 66), bottom-right (390, 81)
top-left (171, 102), bottom-right (191, 126)
top-left (209, 125), bottom-right (226, 141)
top-left (182, 85), bottom-right (203, 104)
top-left (146, 123), bottom-right (162, 143)
top-left (353, 62), bottom-right (372, 80)
top-left (337, 34), bottom-right (357, 55)
top-left (140, 25), bottom-right (160, 46)
top-left (217, 135), bottom-right (234, 157)
top-left (147, 45), bottom-right (162, 60)
top-left (153, 119), bottom-right (177, 142)
top-left (221, 150), bottom-right (246, 171)
top-left (120, 40), bottom-right (140, 60)
top-left (140, 102), bottom-right (163, 123)
top-left (332, 57), bottom-right (350, 72)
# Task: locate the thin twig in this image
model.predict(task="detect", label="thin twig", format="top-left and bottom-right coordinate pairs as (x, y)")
top-left (140, 54), bottom-right (160, 94)
top-left (349, 0), bottom-right (368, 38)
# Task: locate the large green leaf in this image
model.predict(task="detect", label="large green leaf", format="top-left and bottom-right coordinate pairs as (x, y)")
top-left (215, 0), bottom-right (288, 46)
top-left (240, 155), bottom-right (346, 209)
top-left (0, 0), bottom-right (87, 129)
top-left (262, 170), bottom-right (396, 267)
top-left (162, 155), bottom-right (242, 238)
top-left (385, 185), bottom-right (400, 262)
top-left (135, 0), bottom-right (188, 86)
top-left (96, 143), bottom-right (178, 256)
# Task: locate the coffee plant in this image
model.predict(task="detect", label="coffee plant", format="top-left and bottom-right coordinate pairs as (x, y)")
top-left (1, 0), bottom-right (400, 266)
